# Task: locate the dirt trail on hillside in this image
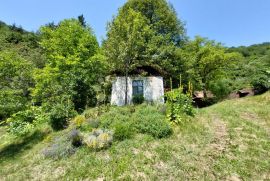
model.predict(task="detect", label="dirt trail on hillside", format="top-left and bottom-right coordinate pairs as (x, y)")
top-left (208, 115), bottom-right (230, 156)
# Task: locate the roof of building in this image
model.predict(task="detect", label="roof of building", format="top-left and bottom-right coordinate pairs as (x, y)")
top-left (111, 65), bottom-right (167, 77)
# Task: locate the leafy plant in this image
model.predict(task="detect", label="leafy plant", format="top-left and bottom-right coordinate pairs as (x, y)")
top-left (46, 100), bottom-right (77, 131)
top-left (133, 105), bottom-right (172, 138)
top-left (166, 89), bottom-right (194, 124)
top-left (113, 121), bottom-right (134, 141)
top-left (7, 106), bottom-right (49, 136)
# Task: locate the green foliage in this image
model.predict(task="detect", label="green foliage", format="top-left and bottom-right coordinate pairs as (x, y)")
top-left (209, 78), bottom-right (233, 100)
top-left (104, 0), bottom-right (186, 95)
top-left (33, 19), bottom-right (104, 122)
top-left (113, 121), bottom-right (134, 141)
top-left (133, 105), bottom-right (172, 138)
top-left (132, 94), bottom-right (144, 104)
top-left (72, 115), bottom-right (86, 128)
top-left (7, 106), bottom-right (49, 136)
top-left (98, 104), bottom-right (172, 139)
top-left (0, 51), bottom-right (34, 120)
top-left (46, 100), bottom-right (77, 131)
top-left (228, 42), bottom-right (270, 93)
top-left (84, 129), bottom-right (113, 150)
top-left (180, 36), bottom-right (241, 95)
top-left (166, 89), bottom-right (194, 124)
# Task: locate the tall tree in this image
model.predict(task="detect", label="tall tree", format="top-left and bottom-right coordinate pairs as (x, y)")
top-left (34, 19), bottom-right (104, 114)
top-left (122, 0), bottom-right (186, 75)
top-left (104, 9), bottom-right (153, 104)
top-left (104, 0), bottom-right (186, 104)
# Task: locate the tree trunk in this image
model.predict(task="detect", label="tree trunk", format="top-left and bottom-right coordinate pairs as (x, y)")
top-left (124, 64), bottom-right (128, 105)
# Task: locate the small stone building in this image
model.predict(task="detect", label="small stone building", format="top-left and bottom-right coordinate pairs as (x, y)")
top-left (110, 66), bottom-right (165, 106)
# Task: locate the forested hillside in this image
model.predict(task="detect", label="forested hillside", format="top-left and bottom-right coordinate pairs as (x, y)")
top-left (0, 21), bottom-right (45, 120)
top-left (227, 43), bottom-right (270, 92)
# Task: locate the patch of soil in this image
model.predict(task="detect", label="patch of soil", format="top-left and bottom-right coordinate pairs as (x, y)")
top-left (207, 115), bottom-right (230, 157)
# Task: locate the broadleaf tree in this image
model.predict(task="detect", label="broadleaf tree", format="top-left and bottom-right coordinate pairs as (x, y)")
top-left (104, 0), bottom-right (186, 104)
top-left (104, 8), bottom-right (154, 104)
top-left (33, 19), bottom-right (105, 128)
top-left (181, 36), bottom-right (242, 97)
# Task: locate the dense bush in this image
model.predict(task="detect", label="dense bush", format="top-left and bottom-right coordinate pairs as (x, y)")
top-left (98, 104), bottom-right (172, 139)
top-left (46, 102), bottom-right (77, 131)
top-left (132, 105), bottom-right (172, 138)
top-left (113, 121), bottom-right (134, 141)
top-left (0, 51), bottom-right (34, 120)
top-left (251, 71), bottom-right (270, 94)
top-left (7, 106), bottom-right (49, 136)
top-left (84, 129), bottom-right (113, 150)
top-left (166, 89), bottom-right (194, 124)
top-left (209, 78), bottom-right (232, 100)
top-left (99, 107), bottom-right (132, 129)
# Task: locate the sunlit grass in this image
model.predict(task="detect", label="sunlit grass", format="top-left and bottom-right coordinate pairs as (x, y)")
top-left (0, 92), bottom-right (269, 180)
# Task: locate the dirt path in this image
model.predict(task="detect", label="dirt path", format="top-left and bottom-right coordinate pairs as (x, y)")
top-left (207, 114), bottom-right (230, 157)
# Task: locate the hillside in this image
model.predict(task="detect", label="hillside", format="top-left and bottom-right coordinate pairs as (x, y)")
top-left (0, 92), bottom-right (269, 180)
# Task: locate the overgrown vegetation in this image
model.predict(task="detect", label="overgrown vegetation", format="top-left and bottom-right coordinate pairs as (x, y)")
top-left (0, 92), bottom-right (269, 180)
top-left (166, 88), bottom-right (194, 124)
top-left (0, 0), bottom-right (269, 179)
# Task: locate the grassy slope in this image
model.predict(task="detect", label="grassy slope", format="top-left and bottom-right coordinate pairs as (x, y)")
top-left (0, 92), bottom-right (269, 180)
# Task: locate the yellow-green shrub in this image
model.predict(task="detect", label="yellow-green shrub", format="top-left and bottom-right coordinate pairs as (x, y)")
top-left (72, 115), bottom-right (86, 127)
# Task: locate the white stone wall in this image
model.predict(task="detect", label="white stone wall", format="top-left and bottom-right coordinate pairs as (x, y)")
top-left (111, 76), bottom-right (164, 106)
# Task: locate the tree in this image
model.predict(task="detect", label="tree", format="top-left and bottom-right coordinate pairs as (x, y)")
top-left (104, 9), bottom-right (153, 104)
top-left (122, 0), bottom-right (186, 45)
top-left (181, 36), bottom-right (241, 97)
top-left (33, 19), bottom-right (104, 126)
top-left (104, 0), bottom-right (186, 104)
top-left (122, 0), bottom-right (186, 76)
top-left (0, 51), bottom-right (34, 120)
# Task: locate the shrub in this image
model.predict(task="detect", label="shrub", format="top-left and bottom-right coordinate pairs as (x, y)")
top-left (113, 121), bottom-right (134, 141)
top-left (47, 103), bottom-right (77, 131)
top-left (72, 115), bottom-right (86, 128)
top-left (84, 129), bottom-right (113, 150)
top-left (132, 95), bottom-right (144, 104)
top-left (209, 79), bottom-right (232, 100)
top-left (99, 110), bottom-right (131, 129)
top-left (7, 106), bottom-right (49, 136)
top-left (42, 129), bottom-right (82, 159)
top-left (132, 105), bottom-right (172, 138)
top-left (166, 89), bottom-right (194, 124)
top-left (0, 90), bottom-right (28, 121)
top-left (251, 73), bottom-right (270, 94)
top-left (133, 114), bottom-right (172, 138)
top-left (42, 141), bottom-right (76, 159)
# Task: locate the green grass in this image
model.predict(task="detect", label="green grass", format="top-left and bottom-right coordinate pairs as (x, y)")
top-left (0, 92), bottom-right (270, 180)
